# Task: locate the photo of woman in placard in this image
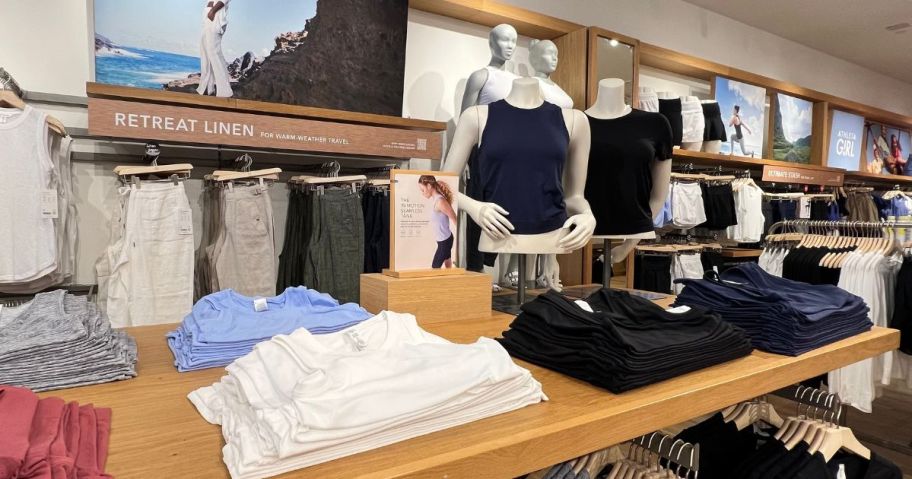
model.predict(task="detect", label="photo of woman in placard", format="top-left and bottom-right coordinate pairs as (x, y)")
top-left (418, 175), bottom-right (457, 268)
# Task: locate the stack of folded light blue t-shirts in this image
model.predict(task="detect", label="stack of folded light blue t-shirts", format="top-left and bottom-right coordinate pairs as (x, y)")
top-left (674, 263), bottom-right (871, 356)
top-left (166, 286), bottom-right (372, 371)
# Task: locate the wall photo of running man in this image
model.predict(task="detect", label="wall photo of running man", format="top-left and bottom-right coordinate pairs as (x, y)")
top-left (714, 77), bottom-right (767, 158)
top-left (388, 170), bottom-right (462, 275)
top-left (864, 122), bottom-right (911, 176)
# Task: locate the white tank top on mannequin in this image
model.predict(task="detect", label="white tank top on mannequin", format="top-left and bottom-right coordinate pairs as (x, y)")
top-left (477, 66), bottom-right (520, 105)
top-left (0, 106), bottom-right (57, 282)
top-left (537, 78), bottom-right (573, 109)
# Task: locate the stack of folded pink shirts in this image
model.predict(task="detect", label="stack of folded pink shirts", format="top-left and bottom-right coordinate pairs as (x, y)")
top-left (0, 385), bottom-right (113, 479)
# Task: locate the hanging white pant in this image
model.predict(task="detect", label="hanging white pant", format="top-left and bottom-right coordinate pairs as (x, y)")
top-left (197, 5), bottom-right (233, 97)
top-left (672, 253), bottom-right (703, 294)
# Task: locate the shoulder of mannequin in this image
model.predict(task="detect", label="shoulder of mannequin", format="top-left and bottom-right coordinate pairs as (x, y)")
top-left (466, 68), bottom-right (491, 85)
top-left (460, 104), bottom-right (488, 122)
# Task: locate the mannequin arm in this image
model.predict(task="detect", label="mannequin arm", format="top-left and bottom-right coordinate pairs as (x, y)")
top-left (610, 239), bottom-right (640, 263)
top-left (649, 159), bottom-right (672, 221)
top-left (557, 109), bottom-right (596, 251)
top-left (460, 69), bottom-right (489, 114)
top-left (442, 106), bottom-right (514, 238)
top-left (608, 159), bottom-right (671, 264)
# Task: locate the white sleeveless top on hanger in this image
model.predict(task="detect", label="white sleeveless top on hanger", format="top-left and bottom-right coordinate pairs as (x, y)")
top-left (0, 106), bottom-right (57, 282)
top-left (477, 66), bottom-right (519, 105)
top-left (537, 78), bottom-right (574, 109)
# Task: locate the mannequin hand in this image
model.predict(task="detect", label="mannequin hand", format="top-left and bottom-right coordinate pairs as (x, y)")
top-left (477, 203), bottom-right (514, 239)
top-left (610, 239), bottom-right (640, 264)
top-left (558, 212), bottom-right (596, 251)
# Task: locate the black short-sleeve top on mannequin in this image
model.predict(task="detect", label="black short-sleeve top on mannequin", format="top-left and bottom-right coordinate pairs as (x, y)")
top-left (585, 109), bottom-right (674, 235)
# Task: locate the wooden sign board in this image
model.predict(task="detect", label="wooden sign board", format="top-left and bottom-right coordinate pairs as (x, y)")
top-left (762, 164), bottom-right (844, 187)
top-left (88, 98), bottom-right (442, 160)
top-left (386, 169), bottom-right (464, 278)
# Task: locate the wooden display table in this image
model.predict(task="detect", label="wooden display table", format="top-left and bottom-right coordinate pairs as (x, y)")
top-left (37, 316), bottom-right (899, 479)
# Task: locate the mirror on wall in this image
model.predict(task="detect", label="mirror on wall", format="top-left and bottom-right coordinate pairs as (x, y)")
top-left (590, 29), bottom-right (637, 106)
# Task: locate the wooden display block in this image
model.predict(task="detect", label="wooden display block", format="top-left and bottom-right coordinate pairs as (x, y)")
top-left (360, 272), bottom-right (492, 324)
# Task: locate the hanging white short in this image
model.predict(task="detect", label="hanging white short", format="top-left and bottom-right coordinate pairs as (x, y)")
top-left (671, 182), bottom-right (707, 229)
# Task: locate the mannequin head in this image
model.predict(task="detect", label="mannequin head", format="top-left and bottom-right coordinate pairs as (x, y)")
top-left (529, 39), bottom-right (559, 76)
top-left (489, 24), bottom-right (518, 62)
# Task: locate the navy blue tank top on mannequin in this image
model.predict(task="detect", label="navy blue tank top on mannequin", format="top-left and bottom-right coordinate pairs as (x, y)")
top-left (476, 100), bottom-right (570, 234)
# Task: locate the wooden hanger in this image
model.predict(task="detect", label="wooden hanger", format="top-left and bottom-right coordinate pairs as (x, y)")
top-left (114, 163), bottom-right (193, 177)
top-left (289, 174), bottom-right (367, 184)
top-left (806, 396), bottom-right (870, 461)
top-left (670, 172), bottom-right (707, 181)
top-left (812, 425), bottom-right (871, 461)
top-left (0, 90), bottom-right (67, 136)
top-left (732, 400), bottom-right (785, 431)
top-left (211, 168), bottom-right (282, 182)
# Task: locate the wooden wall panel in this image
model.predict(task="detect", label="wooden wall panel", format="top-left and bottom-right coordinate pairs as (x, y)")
top-left (552, 28), bottom-right (589, 109)
top-left (409, 0), bottom-right (583, 39)
top-left (811, 102), bottom-right (830, 166)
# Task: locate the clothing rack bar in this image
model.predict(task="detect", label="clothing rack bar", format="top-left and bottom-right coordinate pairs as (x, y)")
top-left (632, 431), bottom-right (700, 473)
top-left (766, 219), bottom-right (912, 236)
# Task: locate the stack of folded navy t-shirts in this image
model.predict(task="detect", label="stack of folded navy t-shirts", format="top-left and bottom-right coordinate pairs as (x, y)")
top-left (674, 263), bottom-right (871, 356)
top-left (166, 286), bottom-right (372, 371)
top-left (498, 288), bottom-right (752, 393)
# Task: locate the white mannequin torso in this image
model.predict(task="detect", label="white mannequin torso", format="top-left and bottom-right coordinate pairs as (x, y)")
top-left (585, 79), bottom-right (673, 259)
top-left (443, 78), bottom-right (595, 254)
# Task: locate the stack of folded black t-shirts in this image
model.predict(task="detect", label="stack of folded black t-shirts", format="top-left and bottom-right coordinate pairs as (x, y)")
top-left (674, 263), bottom-right (871, 356)
top-left (498, 288), bottom-right (752, 393)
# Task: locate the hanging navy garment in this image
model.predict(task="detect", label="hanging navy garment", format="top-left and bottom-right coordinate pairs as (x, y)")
top-left (476, 100), bottom-right (570, 234)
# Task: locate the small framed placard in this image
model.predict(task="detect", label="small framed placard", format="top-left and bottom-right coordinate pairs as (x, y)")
top-left (386, 169), bottom-right (463, 277)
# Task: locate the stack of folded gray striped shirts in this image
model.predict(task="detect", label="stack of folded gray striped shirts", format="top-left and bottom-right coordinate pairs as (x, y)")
top-left (0, 290), bottom-right (137, 391)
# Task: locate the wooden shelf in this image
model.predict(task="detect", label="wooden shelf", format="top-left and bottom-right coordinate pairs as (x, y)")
top-left (37, 315), bottom-right (898, 478)
top-left (672, 148), bottom-right (842, 173)
top-left (844, 171), bottom-right (912, 185)
top-left (720, 248), bottom-right (763, 258)
top-left (409, 0), bottom-right (583, 39)
top-left (85, 83), bottom-right (447, 132)
top-left (639, 43), bottom-right (912, 129)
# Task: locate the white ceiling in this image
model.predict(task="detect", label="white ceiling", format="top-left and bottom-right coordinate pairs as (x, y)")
top-left (682, 0), bottom-right (912, 81)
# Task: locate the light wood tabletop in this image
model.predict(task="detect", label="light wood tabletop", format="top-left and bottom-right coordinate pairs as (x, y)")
top-left (36, 313), bottom-right (899, 479)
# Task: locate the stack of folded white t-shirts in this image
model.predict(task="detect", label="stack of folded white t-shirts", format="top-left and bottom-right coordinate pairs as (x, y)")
top-left (189, 311), bottom-right (547, 479)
